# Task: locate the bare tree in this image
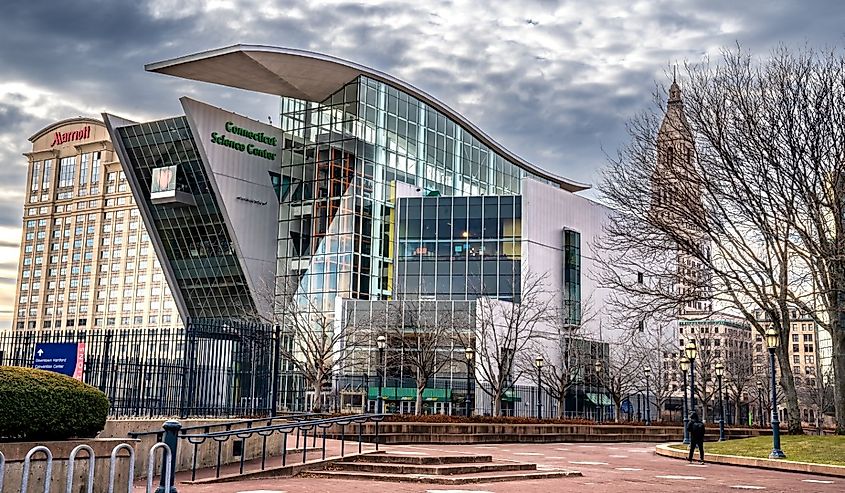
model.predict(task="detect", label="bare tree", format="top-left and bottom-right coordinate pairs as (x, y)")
top-left (630, 320), bottom-right (676, 421)
top-left (277, 294), bottom-right (362, 413)
top-left (470, 269), bottom-right (553, 416)
top-left (379, 299), bottom-right (465, 415)
top-left (537, 322), bottom-right (590, 418)
top-left (595, 47), bottom-right (834, 433)
top-left (723, 339), bottom-right (755, 425)
top-left (600, 334), bottom-right (642, 422)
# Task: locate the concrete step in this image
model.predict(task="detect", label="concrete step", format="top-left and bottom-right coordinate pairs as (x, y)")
top-left (356, 453), bottom-right (492, 465)
top-left (331, 460), bottom-right (535, 475)
top-left (301, 468), bottom-right (581, 484)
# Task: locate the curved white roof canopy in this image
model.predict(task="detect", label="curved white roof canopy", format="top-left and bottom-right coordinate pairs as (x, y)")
top-left (146, 44), bottom-right (590, 192)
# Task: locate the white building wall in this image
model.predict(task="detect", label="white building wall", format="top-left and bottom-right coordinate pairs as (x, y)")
top-left (521, 178), bottom-right (629, 343)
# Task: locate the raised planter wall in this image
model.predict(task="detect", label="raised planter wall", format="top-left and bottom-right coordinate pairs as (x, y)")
top-left (329, 422), bottom-right (770, 444)
top-left (101, 418), bottom-right (291, 479)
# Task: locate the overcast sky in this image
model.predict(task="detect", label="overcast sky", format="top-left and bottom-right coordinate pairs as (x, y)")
top-left (0, 0), bottom-right (843, 328)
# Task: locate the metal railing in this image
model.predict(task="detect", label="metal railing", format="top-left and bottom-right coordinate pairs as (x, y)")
top-left (162, 413), bottom-right (387, 482)
top-left (2, 441), bottom-right (166, 493)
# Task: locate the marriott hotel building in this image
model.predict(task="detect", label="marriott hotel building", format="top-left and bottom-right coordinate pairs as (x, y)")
top-left (105, 45), bottom-right (621, 413)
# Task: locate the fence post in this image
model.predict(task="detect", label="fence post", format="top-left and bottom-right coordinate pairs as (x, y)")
top-left (271, 324), bottom-right (281, 417)
top-left (156, 419), bottom-right (181, 493)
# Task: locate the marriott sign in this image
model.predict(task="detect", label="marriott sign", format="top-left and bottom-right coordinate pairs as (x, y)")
top-left (51, 125), bottom-right (91, 147)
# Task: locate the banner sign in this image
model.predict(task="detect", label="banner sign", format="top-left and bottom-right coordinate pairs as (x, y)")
top-left (33, 342), bottom-right (85, 380)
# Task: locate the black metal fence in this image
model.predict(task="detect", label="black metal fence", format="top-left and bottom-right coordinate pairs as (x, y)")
top-left (0, 321), bottom-right (298, 418)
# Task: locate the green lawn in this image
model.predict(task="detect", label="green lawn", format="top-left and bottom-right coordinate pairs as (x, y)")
top-left (670, 436), bottom-right (845, 466)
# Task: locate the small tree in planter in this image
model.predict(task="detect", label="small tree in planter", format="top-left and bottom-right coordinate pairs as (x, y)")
top-left (0, 366), bottom-right (109, 441)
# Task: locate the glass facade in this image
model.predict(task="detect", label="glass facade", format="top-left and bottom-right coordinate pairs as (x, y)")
top-left (116, 117), bottom-right (255, 319)
top-left (396, 195), bottom-right (521, 301)
top-left (563, 229), bottom-right (581, 325)
top-left (278, 75), bottom-right (544, 319)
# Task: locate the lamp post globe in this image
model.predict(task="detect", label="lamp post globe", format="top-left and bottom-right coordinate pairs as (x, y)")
top-left (679, 356), bottom-right (690, 444)
top-left (535, 355), bottom-right (544, 420)
top-left (376, 335), bottom-right (386, 414)
top-left (765, 328), bottom-right (786, 459)
top-left (643, 366), bottom-right (651, 426)
top-left (464, 347), bottom-right (474, 417)
top-left (715, 361), bottom-right (725, 441)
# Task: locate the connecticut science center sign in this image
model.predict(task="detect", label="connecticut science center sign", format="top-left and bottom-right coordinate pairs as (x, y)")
top-left (210, 122), bottom-right (277, 161)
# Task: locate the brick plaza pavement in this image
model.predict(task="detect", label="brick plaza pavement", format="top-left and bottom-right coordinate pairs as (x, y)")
top-left (137, 441), bottom-right (841, 492)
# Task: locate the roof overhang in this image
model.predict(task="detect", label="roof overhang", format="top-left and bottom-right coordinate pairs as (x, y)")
top-left (146, 44), bottom-right (590, 192)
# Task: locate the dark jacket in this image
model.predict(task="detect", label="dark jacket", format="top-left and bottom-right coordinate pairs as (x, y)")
top-left (687, 412), bottom-right (705, 441)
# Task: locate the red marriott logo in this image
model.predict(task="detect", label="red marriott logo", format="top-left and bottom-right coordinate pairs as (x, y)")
top-left (51, 126), bottom-right (91, 147)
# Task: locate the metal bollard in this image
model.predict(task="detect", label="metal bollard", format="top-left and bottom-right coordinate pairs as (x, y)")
top-left (22, 445), bottom-right (53, 493)
top-left (108, 443), bottom-right (136, 493)
top-left (0, 450), bottom-right (5, 489)
top-left (155, 420), bottom-right (180, 493)
top-left (147, 443), bottom-right (172, 493)
top-left (66, 444), bottom-right (95, 493)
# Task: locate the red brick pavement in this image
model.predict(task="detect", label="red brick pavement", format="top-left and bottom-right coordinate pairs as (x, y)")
top-left (136, 441), bottom-right (841, 492)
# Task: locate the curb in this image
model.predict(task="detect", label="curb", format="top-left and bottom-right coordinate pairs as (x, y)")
top-left (655, 443), bottom-right (845, 478)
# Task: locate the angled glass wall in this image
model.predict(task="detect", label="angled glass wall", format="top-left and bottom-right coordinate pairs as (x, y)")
top-left (116, 117), bottom-right (256, 319)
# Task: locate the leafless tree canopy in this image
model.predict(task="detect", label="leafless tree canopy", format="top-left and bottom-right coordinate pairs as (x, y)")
top-left (598, 45), bottom-right (845, 434)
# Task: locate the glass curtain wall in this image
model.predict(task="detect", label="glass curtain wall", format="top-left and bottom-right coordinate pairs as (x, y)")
top-left (396, 195), bottom-right (521, 301)
top-left (278, 75), bottom-right (537, 314)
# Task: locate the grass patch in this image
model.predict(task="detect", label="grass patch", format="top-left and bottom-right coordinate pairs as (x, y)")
top-left (670, 436), bottom-right (845, 466)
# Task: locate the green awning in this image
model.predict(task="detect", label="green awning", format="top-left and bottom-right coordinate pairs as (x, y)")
top-left (501, 391), bottom-right (522, 403)
top-left (586, 392), bottom-right (612, 406)
top-left (367, 387), bottom-right (451, 402)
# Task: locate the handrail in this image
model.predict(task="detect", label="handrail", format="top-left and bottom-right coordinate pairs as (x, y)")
top-left (128, 412), bottom-right (319, 438)
top-left (179, 414), bottom-right (387, 442)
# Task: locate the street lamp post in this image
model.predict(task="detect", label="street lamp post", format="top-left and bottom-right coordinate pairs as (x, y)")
top-left (594, 360), bottom-right (603, 423)
top-left (680, 356), bottom-right (690, 444)
top-left (715, 361), bottom-right (725, 441)
top-left (535, 355), bottom-right (544, 420)
top-left (765, 328), bottom-right (786, 459)
top-left (465, 347), bottom-right (474, 418)
top-left (377, 335), bottom-right (386, 414)
top-left (643, 366), bottom-right (651, 426)
top-left (684, 341), bottom-right (698, 415)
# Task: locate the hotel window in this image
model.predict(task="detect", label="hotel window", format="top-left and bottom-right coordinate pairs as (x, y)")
top-left (79, 153), bottom-right (89, 186)
top-left (58, 156), bottom-right (76, 188)
top-left (30, 161), bottom-right (41, 191)
top-left (91, 151), bottom-right (101, 184)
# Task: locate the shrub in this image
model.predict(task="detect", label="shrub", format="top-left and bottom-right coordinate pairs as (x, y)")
top-left (0, 366), bottom-right (110, 441)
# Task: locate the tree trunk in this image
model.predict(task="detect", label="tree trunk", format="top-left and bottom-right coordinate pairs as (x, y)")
top-left (614, 399), bottom-right (622, 423)
top-left (558, 394), bottom-right (566, 418)
top-left (493, 388), bottom-right (503, 417)
top-left (415, 383), bottom-right (425, 415)
top-left (312, 381), bottom-right (323, 413)
top-left (832, 321), bottom-right (845, 434)
top-left (776, 343), bottom-right (804, 434)
top-left (734, 398), bottom-right (742, 427)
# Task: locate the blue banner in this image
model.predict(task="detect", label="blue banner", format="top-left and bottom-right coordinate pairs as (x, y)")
top-left (33, 342), bottom-right (85, 379)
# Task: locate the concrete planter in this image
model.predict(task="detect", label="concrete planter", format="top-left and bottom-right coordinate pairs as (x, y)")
top-left (0, 438), bottom-right (137, 493)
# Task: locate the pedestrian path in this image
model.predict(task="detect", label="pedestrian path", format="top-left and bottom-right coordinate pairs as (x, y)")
top-left (138, 441), bottom-right (842, 492)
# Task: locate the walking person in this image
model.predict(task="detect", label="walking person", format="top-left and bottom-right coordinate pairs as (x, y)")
top-left (687, 412), bottom-right (706, 463)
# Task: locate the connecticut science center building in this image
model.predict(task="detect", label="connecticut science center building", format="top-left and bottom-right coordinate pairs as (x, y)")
top-left (105, 45), bottom-right (613, 414)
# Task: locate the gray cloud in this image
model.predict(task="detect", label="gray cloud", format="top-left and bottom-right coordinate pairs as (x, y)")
top-left (0, 0), bottom-right (844, 308)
